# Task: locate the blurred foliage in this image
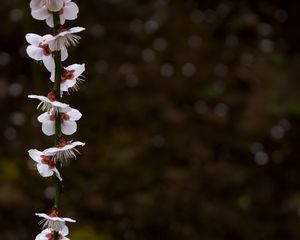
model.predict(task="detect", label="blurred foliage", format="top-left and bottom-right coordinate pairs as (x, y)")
top-left (70, 226), bottom-right (111, 240)
top-left (0, 0), bottom-right (300, 239)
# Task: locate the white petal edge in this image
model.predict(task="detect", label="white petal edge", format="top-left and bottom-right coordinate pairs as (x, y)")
top-left (25, 33), bottom-right (43, 46)
top-left (28, 149), bottom-right (42, 163)
top-left (26, 46), bottom-right (43, 61)
top-left (61, 121), bottom-right (77, 135)
top-left (37, 164), bottom-right (53, 177)
top-left (41, 121), bottom-right (55, 136)
top-left (68, 109), bottom-right (82, 121)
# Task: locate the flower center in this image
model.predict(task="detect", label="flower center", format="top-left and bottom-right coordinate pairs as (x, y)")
top-left (61, 113), bottom-right (70, 121)
top-left (57, 25), bottom-right (67, 34)
top-left (49, 208), bottom-right (59, 217)
top-left (49, 110), bottom-right (56, 121)
top-left (61, 69), bottom-right (75, 83)
top-left (38, 42), bottom-right (51, 56)
top-left (41, 155), bottom-right (55, 169)
top-left (46, 232), bottom-right (62, 240)
top-left (47, 91), bottom-right (56, 102)
top-left (57, 137), bottom-right (70, 148)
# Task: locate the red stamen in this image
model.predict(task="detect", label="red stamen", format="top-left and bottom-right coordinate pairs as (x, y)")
top-left (46, 232), bottom-right (54, 240)
top-left (61, 69), bottom-right (75, 83)
top-left (57, 25), bottom-right (67, 34)
top-left (57, 137), bottom-right (70, 148)
top-left (61, 113), bottom-right (70, 121)
top-left (47, 91), bottom-right (56, 102)
top-left (46, 232), bottom-right (63, 240)
top-left (38, 43), bottom-right (51, 56)
top-left (49, 208), bottom-right (59, 217)
top-left (41, 155), bottom-right (56, 169)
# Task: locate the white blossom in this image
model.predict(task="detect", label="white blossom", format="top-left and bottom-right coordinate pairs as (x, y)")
top-left (28, 149), bottom-right (62, 181)
top-left (37, 106), bottom-right (82, 136)
top-left (25, 33), bottom-right (68, 72)
top-left (45, 139), bottom-right (85, 164)
top-left (48, 26), bottom-right (85, 51)
top-left (35, 225), bottom-right (69, 240)
top-left (36, 209), bottom-right (76, 232)
top-left (28, 94), bottom-right (69, 112)
top-left (30, 0), bottom-right (64, 12)
top-left (30, 0), bottom-right (79, 27)
top-left (50, 63), bottom-right (85, 92)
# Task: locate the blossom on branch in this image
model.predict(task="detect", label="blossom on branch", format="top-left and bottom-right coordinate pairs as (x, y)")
top-left (48, 26), bottom-right (85, 51)
top-left (50, 63), bottom-right (85, 92)
top-left (30, 0), bottom-right (79, 27)
top-left (45, 139), bottom-right (85, 164)
top-left (25, 33), bottom-right (68, 72)
top-left (30, 0), bottom-right (64, 12)
top-left (27, 0), bottom-right (84, 237)
top-left (36, 209), bottom-right (76, 232)
top-left (28, 94), bottom-right (69, 112)
top-left (37, 106), bottom-right (82, 136)
top-left (28, 149), bottom-right (63, 181)
top-left (35, 225), bottom-right (69, 240)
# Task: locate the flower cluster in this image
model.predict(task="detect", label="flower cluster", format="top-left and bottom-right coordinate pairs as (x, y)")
top-left (35, 209), bottom-right (75, 240)
top-left (26, 0), bottom-right (85, 238)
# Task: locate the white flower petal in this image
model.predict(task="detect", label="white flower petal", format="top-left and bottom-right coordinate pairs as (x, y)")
top-left (43, 34), bottom-right (54, 41)
top-left (59, 15), bottom-right (66, 25)
top-left (28, 149), bottom-right (42, 163)
top-left (31, 7), bottom-right (49, 20)
top-left (35, 234), bottom-right (45, 240)
top-left (69, 26), bottom-right (85, 33)
top-left (61, 121), bottom-right (77, 135)
top-left (46, 15), bottom-right (54, 27)
top-left (68, 109), bottom-right (82, 121)
top-left (47, 38), bottom-right (57, 51)
top-left (43, 55), bottom-right (55, 72)
top-left (62, 217), bottom-right (76, 223)
top-left (30, 0), bottom-right (41, 10)
top-left (28, 95), bottom-right (48, 101)
top-left (60, 106), bottom-right (71, 113)
top-left (41, 121), bottom-right (55, 136)
top-left (37, 112), bottom-right (52, 123)
top-left (54, 101), bottom-right (69, 108)
top-left (37, 163), bottom-right (53, 177)
top-left (26, 46), bottom-right (43, 61)
top-left (70, 141), bottom-right (85, 148)
top-left (61, 79), bottom-right (76, 91)
top-left (50, 71), bottom-right (55, 82)
top-left (35, 230), bottom-right (48, 240)
top-left (61, 48), bottom-right (68, 61)
top-left (63, 1), bottom-right (79, 20)
top-left (25, 33), bottom-right (43, 46)
top-left (61, 225), bottom-right (69, 236)
top-left (65, 79), bottom-right (76, 88)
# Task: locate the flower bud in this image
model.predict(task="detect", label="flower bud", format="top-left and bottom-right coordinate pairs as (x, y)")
top-left (44, 0), bottom-right (64, 12)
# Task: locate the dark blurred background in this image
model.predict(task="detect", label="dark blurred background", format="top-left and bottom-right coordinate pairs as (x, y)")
top-left (1, 0), bottom-right (300, 239)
